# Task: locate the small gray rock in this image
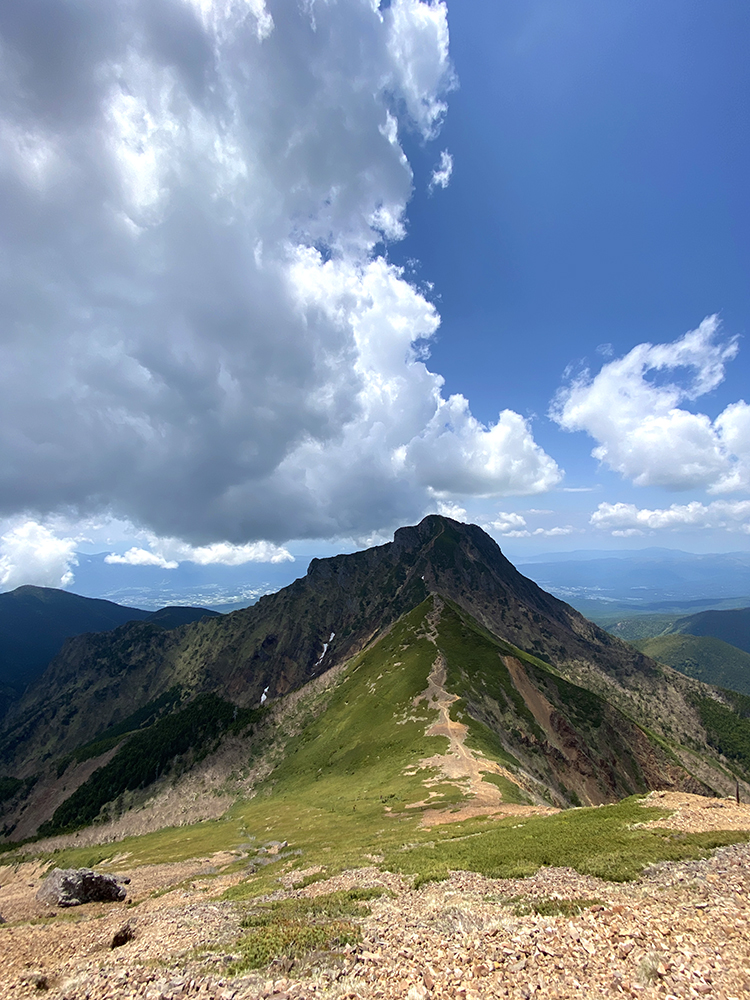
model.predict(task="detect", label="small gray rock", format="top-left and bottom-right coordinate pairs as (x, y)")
top-left (36, 868), bottom-right (129, 907)
top-left (111, 920), bottom-right (135, 948)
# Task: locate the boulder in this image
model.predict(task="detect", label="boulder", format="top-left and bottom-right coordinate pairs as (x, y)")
top-left (36, 868), bottom-right (130, 907)
top-left (111, 921), bottom-right (136, 948)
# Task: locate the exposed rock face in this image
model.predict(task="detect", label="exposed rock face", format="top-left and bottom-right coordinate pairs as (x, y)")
top-left (36, 868), bottom-right (129, 907)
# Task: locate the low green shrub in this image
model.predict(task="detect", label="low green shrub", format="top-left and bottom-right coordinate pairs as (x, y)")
top-left (387, 797), bottom-right (749, 885)
top-left (231, 889), bottom-right (383, 971)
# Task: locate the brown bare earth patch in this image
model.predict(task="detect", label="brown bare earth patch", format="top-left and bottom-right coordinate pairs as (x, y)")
top-left (503, 656), bottom-right (610, 807)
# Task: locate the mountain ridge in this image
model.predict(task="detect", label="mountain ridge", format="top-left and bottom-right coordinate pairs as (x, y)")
top-left (3, 515), bottom-right (750, 841)
top-left (0, 585), bottom-right (221, 721)
top-left (669, 606), bottom-right (750, 654)
top-left (2, 516), bottom-right (664, 770)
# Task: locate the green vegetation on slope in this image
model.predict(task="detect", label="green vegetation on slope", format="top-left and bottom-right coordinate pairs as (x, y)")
top-left (32, 605), bottom-right (749, 902)
top-left (231, 888), bottom-right (384, 972)
top-left (672, 607), bottom-right (750, 654)
top-left (600, 614), bottom-right (679, 642)
top-left (0, 776), bottom-right (24, 804)
top-left (635, 634), bottom-right (750, 695)
top-left (384, 797), bottom-right (747, 886)
top-left (435, 599), bottom-right (653, 803)
top-left (253, 599), bottom-right (455, 812)
top-left (43, 792), bottom-right (748, 906)
top-left (498, 896), bottom-right (601, 917)
top-left (697, 690), bottom-right (750, 775)
top-left (26, 595), bottom-right (750, 907)
top-left (56, 686), bottom-right (186, 776)
top-left (39, 695), bottom-right (263, 836)
top-left (438, 600), bottom-right (544, 745)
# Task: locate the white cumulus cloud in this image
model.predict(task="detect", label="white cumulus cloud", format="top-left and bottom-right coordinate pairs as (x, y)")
top-left (105, 536), bottom-right (292, 568)
top-left (429, 149), bottom-right (453, 191)
top-left (486, 511), bottom-right (574, 539)
top-left (403, 399), bottom-right (561, 498)
top-left (0, 521), bottom-right (79, 589)
top-left (0, 0), bottom-right (558, 549)
top-left (551, 316), bottom-right (750, 492)
top-left (435, 501), bottom-right (467, 521)
top-left (590, 500), bottom-right (750, 536)
top-left (105, 549), bottom-right (179, 569)
top-left (490, 512), bottom-right (528, 534)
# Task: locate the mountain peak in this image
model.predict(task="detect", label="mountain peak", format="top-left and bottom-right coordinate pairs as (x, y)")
top-left (0, 517), bottom-right (664, 776)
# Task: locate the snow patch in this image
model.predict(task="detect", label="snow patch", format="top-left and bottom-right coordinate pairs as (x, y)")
top-left (316, 632), bottom-right (336, 666)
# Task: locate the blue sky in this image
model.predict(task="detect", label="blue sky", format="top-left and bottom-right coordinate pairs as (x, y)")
top-left (396, 0), bottom-right (750, 554)
top-left (0, 0), bottom-right (749, 602)
top-left (401, 1), bottom-right (750, 426)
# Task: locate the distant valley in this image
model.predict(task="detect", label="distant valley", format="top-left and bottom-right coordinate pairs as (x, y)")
top-left (518, 548), bottom-right (750, 621)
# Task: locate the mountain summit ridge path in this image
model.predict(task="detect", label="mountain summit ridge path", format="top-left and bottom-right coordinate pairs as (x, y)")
top-left (407, 600), bottom-right (557, 827)
top-left (411, 651), bottom-right (554, 827)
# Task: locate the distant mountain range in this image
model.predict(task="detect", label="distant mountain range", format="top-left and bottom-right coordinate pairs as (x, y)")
top-left (625, 605), bottom-right (750, 697)
top-left (0, 586), bottom-right (219, 715)
top-left (518, 550), bottom-right (750, 619)
top-left (3, 516), bottom-right (750, 844)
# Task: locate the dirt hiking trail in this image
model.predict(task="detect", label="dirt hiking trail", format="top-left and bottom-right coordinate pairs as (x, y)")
top-left (409, 601), bottom-right (556, 827)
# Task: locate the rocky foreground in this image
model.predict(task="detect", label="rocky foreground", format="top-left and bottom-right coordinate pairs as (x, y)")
top-left (1, 795), bottom-right (750, 1000)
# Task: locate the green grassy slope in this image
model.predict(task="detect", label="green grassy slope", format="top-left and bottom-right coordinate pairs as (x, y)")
top-left (601, 614), bottom-right (680, 642)
top-left (33, 596), bottom-right (734, 864)
top-left (234, 600), bottom-right (460, 821)
top-left (635, 633), bottom-right (750, 696)
top-left (27, 599), bottom-right (458, 843)
top-left (42, 593), bottom-right (691, 842)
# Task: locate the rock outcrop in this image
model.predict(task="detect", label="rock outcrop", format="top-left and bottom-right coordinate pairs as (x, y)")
top-left (36, 868), bottom-right (129, 907)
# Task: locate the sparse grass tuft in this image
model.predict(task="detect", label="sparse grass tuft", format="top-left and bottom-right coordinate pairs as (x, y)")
top-left (230, 889), bottom-right (383, 971)
top-left (241, 887), bottom-right (385, 927)
top-left (493, 895), bottom-right (601, 917)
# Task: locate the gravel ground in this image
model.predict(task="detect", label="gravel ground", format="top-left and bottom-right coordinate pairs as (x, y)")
top-left (2, 796), bottom-right (750, 1000)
